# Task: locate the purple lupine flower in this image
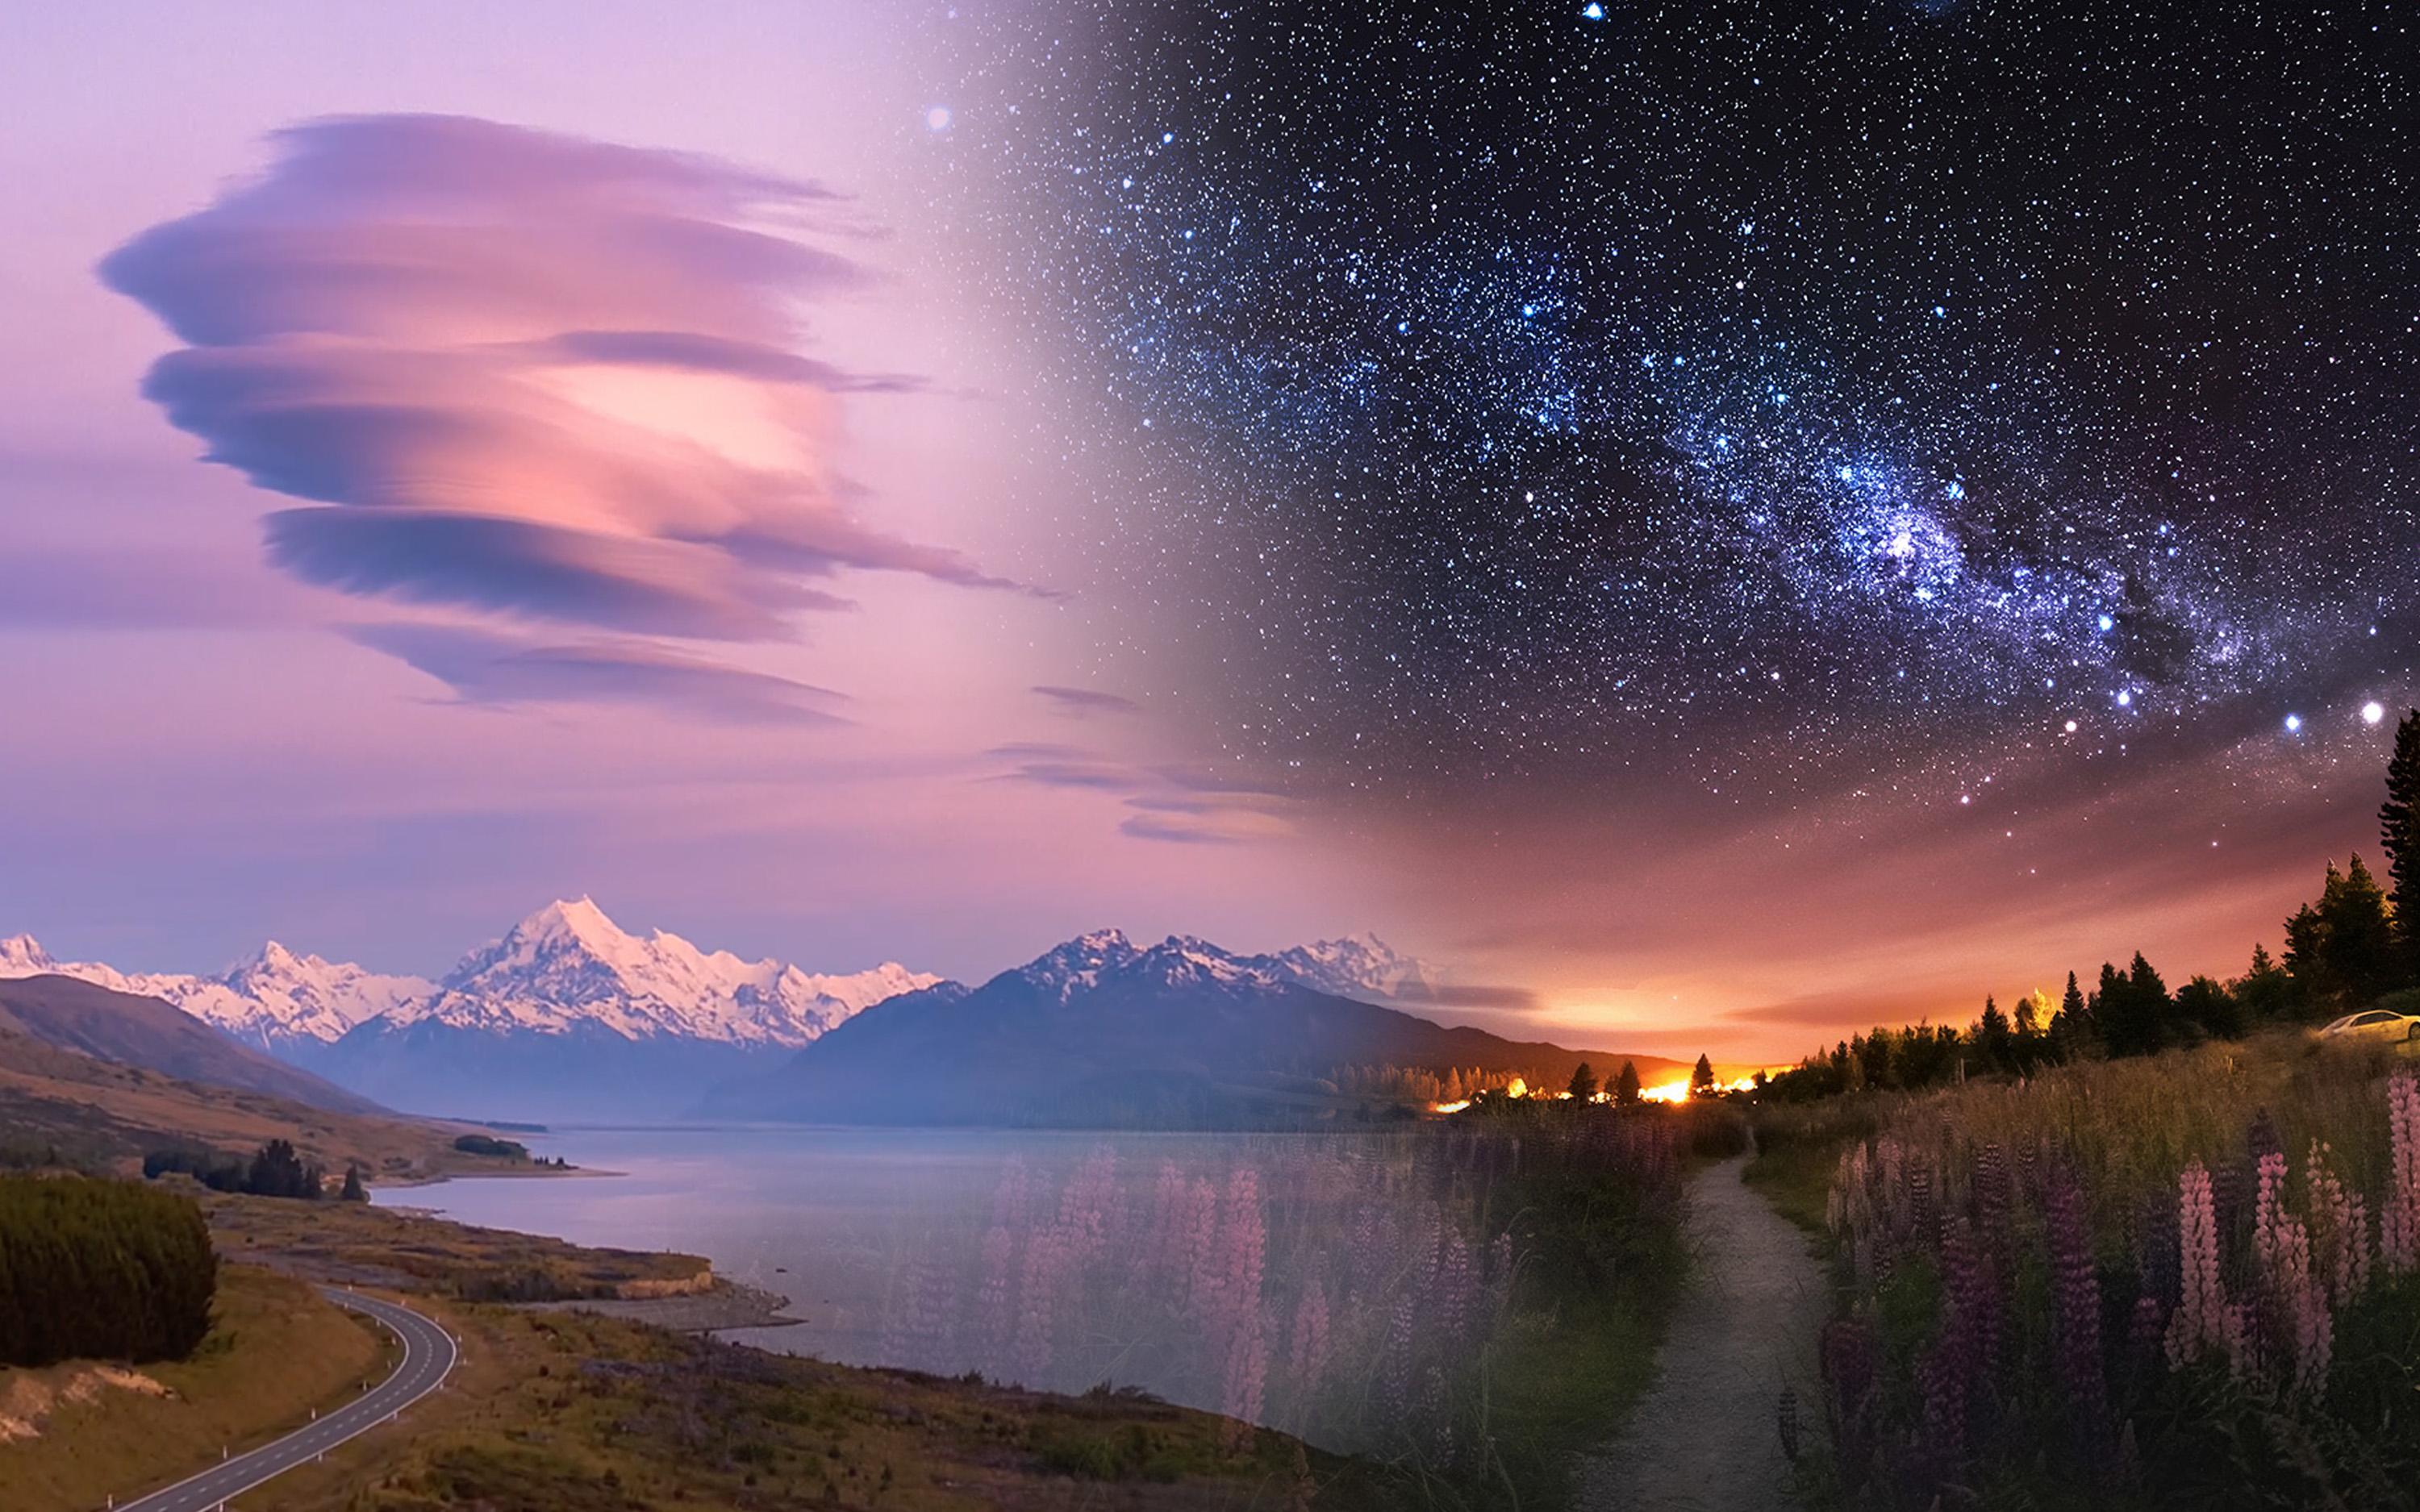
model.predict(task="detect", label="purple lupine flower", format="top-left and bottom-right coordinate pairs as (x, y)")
top-left (1820, 1317), bottom-right (1880, 1485)
top-left (1939, 1213), bottom-right (2000, 1377)
top-left (2044, 1160), bottom-right (2109, 1449)
top-left (1971, 1141), bottom-right (2013, 1254)
top-left (1434, 1231), bottom-right (1474, 1345)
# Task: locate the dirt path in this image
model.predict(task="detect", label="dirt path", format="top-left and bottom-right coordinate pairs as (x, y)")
top-left (1573, 1152), bottom-right (1825, 1511)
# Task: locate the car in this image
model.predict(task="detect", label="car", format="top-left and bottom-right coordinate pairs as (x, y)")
top-left (2318, 1008), bottom-right (2420, 1042)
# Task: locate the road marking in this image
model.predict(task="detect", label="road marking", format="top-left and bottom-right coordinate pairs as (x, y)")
top-left (113, 1289), bottom-right (457, 1512)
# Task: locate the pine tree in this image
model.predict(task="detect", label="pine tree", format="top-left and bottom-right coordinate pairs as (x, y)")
top-left (1567, 1061), bottom-right (1599, 1103)
top-left (2176, 975), bottom-right (2243, 1039)
top-left (2237, 943), bottom-right (2295, 1020)
top-left (2323, 852), bottom-right (2400, 1006)
top-left (340, 1165), bottom-right (367, 1202)
top-left (2383, 709), bottom-right (2420, 983)
top-left (1613, 1060), bottom-right (1643, 1106)
top-left (1975, 995), bottom-right (2014, 1073)
top-left (2284, 894), bottom-right (2335, 1008)
top-left (1690, 1053), bottom-right (1717, 1098)
top-left (2097, 960), bottom-right (2148, 1056)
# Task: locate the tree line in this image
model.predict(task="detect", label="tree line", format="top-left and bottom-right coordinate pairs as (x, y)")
top-left (1763, 709), bottom-right (2420, 1102)
top-left (0, 1174), bottom-right (217, 1366)
top-left (144, 1139), bottom-right (368, 1201)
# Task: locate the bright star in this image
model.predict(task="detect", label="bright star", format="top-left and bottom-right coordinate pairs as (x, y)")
top-left (2285, 714), bottom-right (2304, 734)
top-left (924, 106), bottom-right (953, 131)
top-left (1581, 2), bottom-right (1606, 18)
top-left (2364, 701), bottom-right (2387, 725)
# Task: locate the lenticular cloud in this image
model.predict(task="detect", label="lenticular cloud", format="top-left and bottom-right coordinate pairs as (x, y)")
top-left (101, 114), bottom-right (1009, 639)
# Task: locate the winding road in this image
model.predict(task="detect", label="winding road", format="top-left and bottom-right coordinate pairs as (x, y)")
top-left (115, 1289), bottom-right (455, 1512)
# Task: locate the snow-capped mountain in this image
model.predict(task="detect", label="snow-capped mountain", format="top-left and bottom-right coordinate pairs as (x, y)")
top-left (0, 933), bottom-right (425, 1052)
top-left (1253, 934), bottom-right (1438, 1002)
top-left (711, 926), bottom-right (1667, 1128)
top-left (1010, 927), bottom-right (1437, 1006)
top-left (2, 901), bottom-right (941, 1118)
top-left (305, 898), bottom-right (945, 1118)
top-left (394, 897), bottom-right (938, 1046)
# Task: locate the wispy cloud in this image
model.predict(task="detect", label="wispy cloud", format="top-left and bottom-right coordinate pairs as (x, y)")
top-left (350, 622), bottom-right (847, 726)
top-left (987, 740), bottom-right (1297, 844)
top-left (101, 114), bottom-right (1026, 639)
top-left (1033, 684), bottom-right (1140, 716)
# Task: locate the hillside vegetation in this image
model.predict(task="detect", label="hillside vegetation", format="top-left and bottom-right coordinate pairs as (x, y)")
top-left (0, 1026), bottom-right (540, 1181)
top-left (1775, 1033), bottom-right (2420, 1509)
top-left (0, 1174), bottom-right (216, 1366)
top-left (0, 1265), bottom-right (386, 1512)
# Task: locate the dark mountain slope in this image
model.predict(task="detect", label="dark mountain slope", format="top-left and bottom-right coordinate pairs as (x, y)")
top-left (0, 974), bottom-right (388, 1116)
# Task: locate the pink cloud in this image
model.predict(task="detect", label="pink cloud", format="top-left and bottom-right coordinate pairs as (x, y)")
top-left (100, 114), bottom-right (1024, 640)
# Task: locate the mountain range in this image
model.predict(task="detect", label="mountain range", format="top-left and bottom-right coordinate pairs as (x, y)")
top-left (0, 902), bottom-right (1465, 1122)
top-left (708, 929), bottom-right (1683, 1128)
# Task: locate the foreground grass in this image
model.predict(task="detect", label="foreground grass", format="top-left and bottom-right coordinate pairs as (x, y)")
top-left (0, 1265), bottom-right (389, 1512)
top-left (1486, 1292), bottom-right (1665, 1506)
top-left (248, 1303), bottom-right (1391, 1512)
top-left (1780, 1031), bottom-right (2420, 1509)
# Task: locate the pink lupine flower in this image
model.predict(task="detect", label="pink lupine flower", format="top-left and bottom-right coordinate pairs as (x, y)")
top-left (975, 1221), bottom-right (1018, 1368)
top-left (2272, 1214), bottom-right (2330, 1393)
top-left (1288, 1277), bottom-right (1331, 1393)
top-left (2167, 1161), bottom-right (2230, 1369)
top-left (2252, 1150), bottom-right (2288, 1275)
top-left (2382, 1073), bottom-right (2420, 1274)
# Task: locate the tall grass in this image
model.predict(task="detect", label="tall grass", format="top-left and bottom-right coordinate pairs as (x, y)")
top-left (872, 1110), bottom-right (1692, 1504)
top-left (1804, 1033), bottom-right (2420, 1509)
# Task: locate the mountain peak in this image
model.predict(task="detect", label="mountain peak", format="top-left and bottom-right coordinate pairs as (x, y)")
top-left (0, 934), bottom-right (55, 972)
top-left (1016, 928), bottom-right (1147, 1000)
top-left (248, 939), bottom-right (306, 972)
top-left (515, 896), bottom-right (625, 947)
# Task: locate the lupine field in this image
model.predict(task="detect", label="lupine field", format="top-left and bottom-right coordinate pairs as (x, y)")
top-left (870, 1110), bottom-right (1696, 1491)
top-left (1800, 1033), bottom-right (2420, 1509)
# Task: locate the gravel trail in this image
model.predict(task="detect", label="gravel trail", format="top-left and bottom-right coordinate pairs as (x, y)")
top-left (1572, 1152), bottom-right (1826, 1510)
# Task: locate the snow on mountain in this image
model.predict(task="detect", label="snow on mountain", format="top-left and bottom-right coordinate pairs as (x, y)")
top-left (391, 897), bottom-right (941, 1046)
top-left (2, 900), bottom-right (933, 1057)
top-left (0, 933), bottom-right (428, 1050)
top-left (1253, 934), bottom-right (1438, 1002)
top-left (1007, 928), bottom-right (1438, 1005)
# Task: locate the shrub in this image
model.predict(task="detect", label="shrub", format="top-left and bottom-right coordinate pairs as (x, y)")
top-left (0, 1174), bottom-right (218, 1365)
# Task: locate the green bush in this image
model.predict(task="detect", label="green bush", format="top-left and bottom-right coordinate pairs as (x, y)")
top-left (0, 1174), bottom-right (218, 1365)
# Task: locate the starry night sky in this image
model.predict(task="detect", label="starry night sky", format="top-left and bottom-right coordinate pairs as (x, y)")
top-left (933, 1), bottom-right (2414, 820)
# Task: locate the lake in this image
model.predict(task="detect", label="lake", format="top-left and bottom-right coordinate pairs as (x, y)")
top-left (378, 1121), bottom-right (1528, 1450)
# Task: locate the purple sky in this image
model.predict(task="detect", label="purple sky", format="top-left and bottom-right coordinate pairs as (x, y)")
top-left (0, 4), bottom-right (2393, 1063)
top-left (0, 3), bottom-right (1364, 993)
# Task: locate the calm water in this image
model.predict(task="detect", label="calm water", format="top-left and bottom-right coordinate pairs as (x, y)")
top-left (378, 1124), bottom-right (1275, 1361)
top-left (382, 1122), bottom-right (1517, 1449)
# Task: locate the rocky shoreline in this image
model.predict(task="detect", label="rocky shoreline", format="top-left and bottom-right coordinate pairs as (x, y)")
top-left (509, 1280), bottom-right (799, 1333)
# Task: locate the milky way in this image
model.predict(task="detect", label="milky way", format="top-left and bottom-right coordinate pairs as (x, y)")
top-left (929, 1), bottom-right (2418, 810)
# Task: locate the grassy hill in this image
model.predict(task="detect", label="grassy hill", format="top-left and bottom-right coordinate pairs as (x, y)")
top-left (0, 975), bottom-right (382, 1114)
top-left (0, 1266), bottom-right (388, 1512)
top-left (0, 1027), bottom-right (535, 1182)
